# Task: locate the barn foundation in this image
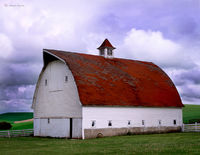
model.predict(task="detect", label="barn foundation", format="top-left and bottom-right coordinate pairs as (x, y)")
top-left (84, 126), bottom-right (182, 139)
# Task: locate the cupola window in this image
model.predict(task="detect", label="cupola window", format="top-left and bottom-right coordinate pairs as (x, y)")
top-left (100, 49), bottom-right (105, 56)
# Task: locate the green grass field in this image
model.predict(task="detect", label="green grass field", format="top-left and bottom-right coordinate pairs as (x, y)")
top-left (183, 104), bottom-right (200, 124)
top-left (11, 121), bottom-right (33, 130)
top-left (0, 133), bottom-right (200, 155)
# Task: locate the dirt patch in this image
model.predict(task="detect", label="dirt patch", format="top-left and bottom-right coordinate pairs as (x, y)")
top-left (14, 119), bottom-right (33, 124)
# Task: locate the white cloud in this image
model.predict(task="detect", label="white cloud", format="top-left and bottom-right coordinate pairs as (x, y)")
top-left (118, 28), bottom-right (194, 69)
top-left (0, 33), bottom-right (13, 58)
top-left (0, 0), bottom-right (200, 113)
top-left (164, 66), bottom-right (200, 105)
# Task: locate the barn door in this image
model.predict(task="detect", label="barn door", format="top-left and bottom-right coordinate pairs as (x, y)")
top-left (70, 118), bottom-right (73, 139)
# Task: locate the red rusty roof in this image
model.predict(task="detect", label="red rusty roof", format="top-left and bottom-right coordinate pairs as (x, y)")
top-left (44, 49), bottom-right (183, 108)
top-left (97, 39), bottom-right (116, 49)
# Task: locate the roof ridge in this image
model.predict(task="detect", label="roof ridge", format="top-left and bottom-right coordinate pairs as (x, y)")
top-left (44, 49), bottom-right (154, 65)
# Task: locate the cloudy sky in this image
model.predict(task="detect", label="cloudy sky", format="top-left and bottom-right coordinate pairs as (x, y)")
top-left (0, 0), bottom-right (200, 113)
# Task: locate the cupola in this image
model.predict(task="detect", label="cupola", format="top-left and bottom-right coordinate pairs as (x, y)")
top-left (97, 39), bottom-right (116, 58)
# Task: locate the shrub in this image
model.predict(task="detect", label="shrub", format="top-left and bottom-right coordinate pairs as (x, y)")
top-left (188, 119), bottom-right (200, 124)
top-left (0, 122), bottom-right (12, 130)
top-left (127, 131), bottom-right (132, 136)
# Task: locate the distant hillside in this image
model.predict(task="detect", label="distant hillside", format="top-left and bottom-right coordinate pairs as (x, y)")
top-left (0, 112), bottom-right (33, 123)
top-left (183, 104), bottom-right (200, 124)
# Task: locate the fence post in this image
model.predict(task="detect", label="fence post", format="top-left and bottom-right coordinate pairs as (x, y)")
top-left (182, 124), bottom-right (184, 132)
top-left (195, 122), bottom-right (197, 132)
top-left (22, 130), bottom-right (25, 136)
top-left (7, 130), bottom-right (10, 138)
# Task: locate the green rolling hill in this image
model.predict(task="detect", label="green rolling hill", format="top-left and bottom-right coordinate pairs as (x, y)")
top-left (0, 112), bottom-right (33, 130)
top-left (183, 104), bottom-right (200, 124)
top-left (0, 112), bottom-right (33, 123)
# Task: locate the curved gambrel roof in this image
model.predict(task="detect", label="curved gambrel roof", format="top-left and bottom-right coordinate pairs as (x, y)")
top-left (43, 49), bottom-right (183, 108)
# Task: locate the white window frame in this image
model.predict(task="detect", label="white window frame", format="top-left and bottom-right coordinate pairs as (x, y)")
top-left (158, 120), bottom-right (162, 126)
top-left (91, 120), bottom-right (96, 128)
top-left (142, 120), bottom-right (145, 126)
top-left (108, 120), bottom-right (112, 127)
top-left (128, 120), bottom-right (131, 126)
top-left (173, 119), bottom-right (177, 125)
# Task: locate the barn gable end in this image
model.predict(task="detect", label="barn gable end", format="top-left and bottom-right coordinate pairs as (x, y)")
top-left (32, 52), bottom-right (82, 138)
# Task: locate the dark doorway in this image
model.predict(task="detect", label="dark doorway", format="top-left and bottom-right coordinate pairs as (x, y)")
top-left (70, 118), bottom-right (73, 139)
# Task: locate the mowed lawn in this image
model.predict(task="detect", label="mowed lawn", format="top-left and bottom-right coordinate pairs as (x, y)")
top-left (0, 133), bottom-right (200, 155)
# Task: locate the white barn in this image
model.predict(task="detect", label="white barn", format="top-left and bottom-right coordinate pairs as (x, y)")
top-left (32, 39), bottom-right (183, 139)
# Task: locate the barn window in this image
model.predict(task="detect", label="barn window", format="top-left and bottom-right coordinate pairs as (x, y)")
top-left (128, 120), bottom-right (131, 126)
top-left (91, 120), bottom-right (96, 127)
top-left (48, 118), bottom-right (50, 124)
top-left (173, 120), bottom-right (176, 125)
top-left (142, 120), bottom-right (145, 126)
top-left (100, 49), bottom-right (105, 55)
top-left (107, 49), bottom-right (112, 56)
top-left (159, 120), bottom-right (161, 125)
top-left (108, 120), bottom-right (112, 127)
top-left (45, 79), bottom-right (47, 86)
top-left (65, 76), bottom-right (68, 82)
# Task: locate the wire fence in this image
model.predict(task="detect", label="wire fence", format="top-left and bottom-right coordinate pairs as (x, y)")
top-left (0, 124), bottom-right (199, 138)
top-left (0, 129), bottom-right (33, 137)
top-left (182, 123), bottom-right (200, 132)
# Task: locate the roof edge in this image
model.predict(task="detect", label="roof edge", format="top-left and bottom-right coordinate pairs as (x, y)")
top-left (82, 105), bottom-right (183, 108)
top-left (43, 49), bottom-right (66, 65)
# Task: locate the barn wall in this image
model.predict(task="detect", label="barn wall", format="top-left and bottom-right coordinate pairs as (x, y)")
top-left (34, 118), bottom-right (82, 138)
top-left (33, 60), bottom-right (82, 118)
top-left (34, 118), bottom-right (40, 136)
top-left (72, 118), bottom-right (82, 138)
top-left (34, 118), bottom-right (70, 137)
top-left (82, 106), bottom-right (182, 139)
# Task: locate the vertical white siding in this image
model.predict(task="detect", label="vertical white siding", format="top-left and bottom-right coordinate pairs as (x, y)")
top-left (82, 106), bottom-right (182, 129)
top-left (34, 118), bottom-right (82, 138)
top-left (72, 118), bottom-right (82, 138)
top-left (37, 118), bottom-right (70, 137)
top-left (33, 60), bottom-right (82, 118)
top-left (34, 119), bottom-right (40, 136)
